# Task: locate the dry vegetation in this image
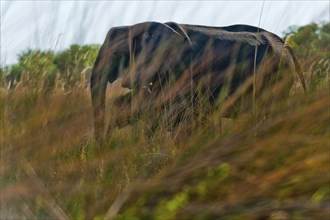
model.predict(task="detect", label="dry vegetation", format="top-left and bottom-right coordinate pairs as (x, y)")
top-left (0, 22), bottom-right (329, 220)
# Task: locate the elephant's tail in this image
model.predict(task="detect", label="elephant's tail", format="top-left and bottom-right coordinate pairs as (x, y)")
top-left (284, 35), bottom-right (307, 92)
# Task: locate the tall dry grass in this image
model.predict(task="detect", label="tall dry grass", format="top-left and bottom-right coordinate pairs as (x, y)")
top-left (1, 43), bottom-right (329, 220)
top-left (1, 75), bottom-right (178, 219)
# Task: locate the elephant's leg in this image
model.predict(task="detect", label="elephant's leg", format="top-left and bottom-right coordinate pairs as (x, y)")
top-left (106, 93), bottom-right (134, 138)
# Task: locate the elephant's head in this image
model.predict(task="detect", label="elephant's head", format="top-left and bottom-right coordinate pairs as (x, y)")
top-left (90, 22), bottom-right (190, 144)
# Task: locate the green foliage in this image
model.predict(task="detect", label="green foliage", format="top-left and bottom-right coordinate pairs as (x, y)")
top-left (18, 49), bottom-right (56, 78)
top-left (0, 66), bottom-right (10, 87)
top-left (55, 44), bottom-right (98, 74)
top-left (54, 44), bottom-right (99, 86)
top-left (284, 22), bottom-right (330, 60)
top-left (156, 187), bottom-right (190, 220)
top-left (1, 44), bottom-right (99, 91)
top-left (195, 163), bottom-right (232, 199)
top-left (284, 22), bottom-right (329, 92)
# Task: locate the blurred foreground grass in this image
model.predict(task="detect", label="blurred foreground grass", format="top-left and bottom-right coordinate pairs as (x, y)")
top-left (1, 60), bottom-right (329, 220)
top-left (113, 85), bottom-right (329, 220)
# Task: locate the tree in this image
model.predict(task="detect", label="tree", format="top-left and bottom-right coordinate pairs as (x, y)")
top-left (284, 22), bottom-right (330, 60)
top-left (2, 44), bottom-right (99, 90)
top-left (283, 22), bottom-right (330, 91)
top-left (54, 44), bottom-right (99, 86)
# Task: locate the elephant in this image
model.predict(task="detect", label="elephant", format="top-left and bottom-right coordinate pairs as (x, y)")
top-left (90, 21), bottom-right (306, 144)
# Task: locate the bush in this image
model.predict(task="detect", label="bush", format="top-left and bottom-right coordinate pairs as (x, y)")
top-left (1, 44), bottom-right (99, 91)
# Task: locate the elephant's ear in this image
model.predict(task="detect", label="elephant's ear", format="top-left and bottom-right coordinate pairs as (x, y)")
top-left (128, 27), bottom-right (137, 69)
top-left (165, 22), bottom-right (192, 46)
top-left (129, 22), bottom-right (157, 59)
top-left (103, 27), bottom-right (130, 83)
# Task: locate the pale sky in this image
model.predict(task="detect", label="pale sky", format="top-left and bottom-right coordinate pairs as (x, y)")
top-left (1, 0), bottom-right (329, 65)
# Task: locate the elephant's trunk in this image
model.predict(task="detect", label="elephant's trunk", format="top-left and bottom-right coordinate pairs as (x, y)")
top-left (91, 27), bottom-right (130, 146)
top-left (90, 54), bottom-right (109, 145)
